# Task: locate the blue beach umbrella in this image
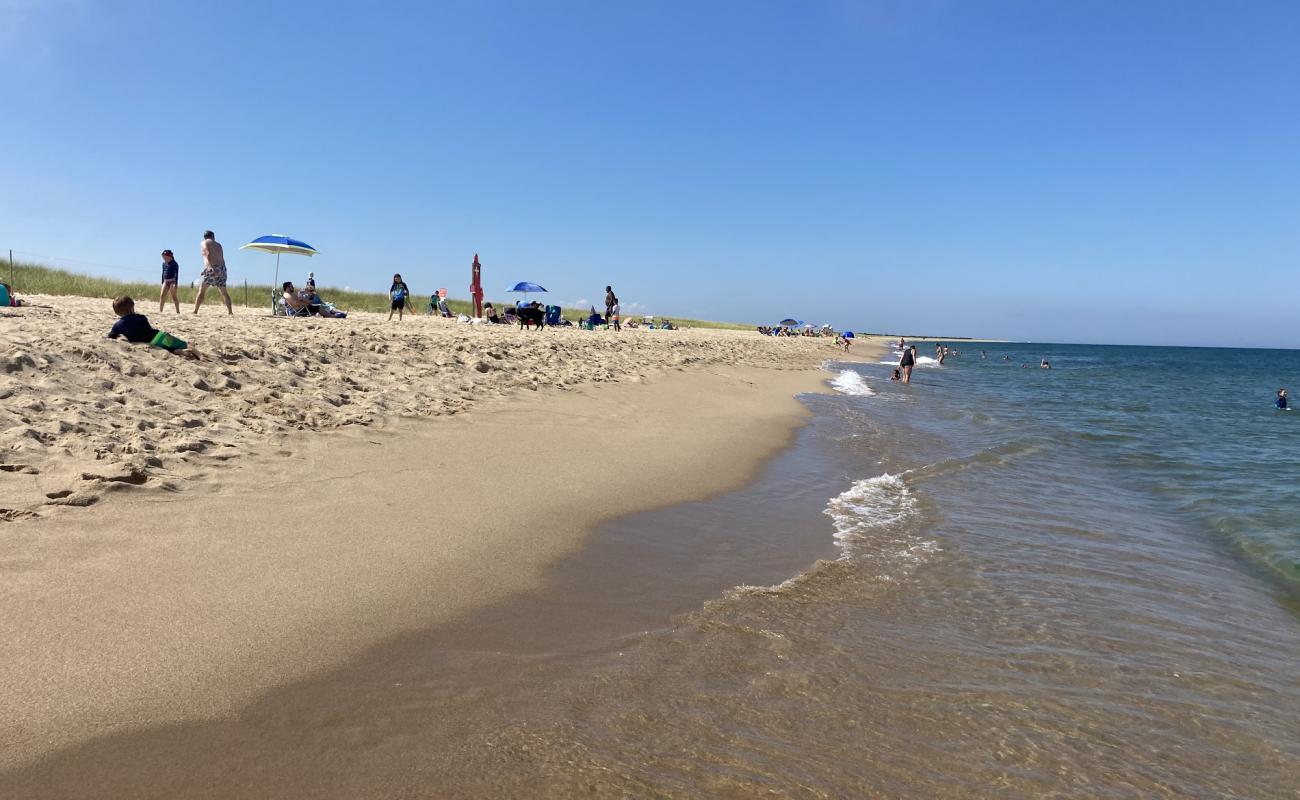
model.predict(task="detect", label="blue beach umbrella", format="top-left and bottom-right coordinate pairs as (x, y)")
top-left (843, 331), bottom-right (855, 339)
top-left (508, 281), bottom-right (548, 304)
top-left (778, 318), bottom-right (800, 327)
top-left (239, 235), bottom-right (318, 306)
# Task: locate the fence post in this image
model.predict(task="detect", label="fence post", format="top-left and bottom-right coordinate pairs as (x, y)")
top-left (244, 278), bottom-right (248, 308)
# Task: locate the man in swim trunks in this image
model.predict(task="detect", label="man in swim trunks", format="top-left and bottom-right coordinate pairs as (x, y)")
top-left (1278, 388), bottom-right (1288, 410)
top-left (194, 230), bottom-right (233, 315)
top-left (899, 345), bottom-right (916, 383)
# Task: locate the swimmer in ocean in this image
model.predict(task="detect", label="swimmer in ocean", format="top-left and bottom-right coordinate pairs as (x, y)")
top-left (1278, 388), bottom-right (1288, 410)
top-left (1040, 358), bottom-right (1051, 369)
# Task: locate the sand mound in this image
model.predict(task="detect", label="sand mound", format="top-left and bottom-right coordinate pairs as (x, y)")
top-left (1, 296), bottom-right (838, 520)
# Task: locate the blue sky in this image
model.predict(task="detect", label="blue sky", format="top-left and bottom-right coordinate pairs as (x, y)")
top-left (1, 0), bottom-right (1297, 345)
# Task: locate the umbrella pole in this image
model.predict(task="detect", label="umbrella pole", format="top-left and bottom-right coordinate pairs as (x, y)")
top-left (272, 252), bottom-right (281, 313)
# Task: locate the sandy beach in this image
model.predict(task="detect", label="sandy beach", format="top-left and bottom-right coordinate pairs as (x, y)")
top-left (0, 295), bottom-right (881, 776)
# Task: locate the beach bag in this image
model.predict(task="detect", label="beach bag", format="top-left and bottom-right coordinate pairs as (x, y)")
top-left (150, 330), bottom-right (187, 352)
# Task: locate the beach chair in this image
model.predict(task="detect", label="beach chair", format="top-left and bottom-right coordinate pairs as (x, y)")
top-left (272, 291), bottom-right (311, 317)
top-left (544, 305), bottom-right (561, 326)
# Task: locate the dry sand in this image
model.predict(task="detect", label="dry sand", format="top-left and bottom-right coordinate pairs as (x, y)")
top-left (0, 295), bottom-right (882, 770)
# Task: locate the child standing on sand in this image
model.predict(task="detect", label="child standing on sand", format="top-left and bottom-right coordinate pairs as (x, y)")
top-left (159, 249), bottom-right (180, 313)
top-left (389, 274), bottom-right (411, 321)
top-left (108, 296), bottom-right (199, 359)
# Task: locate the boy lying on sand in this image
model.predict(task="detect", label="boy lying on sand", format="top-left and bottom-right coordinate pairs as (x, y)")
top-left (107, 296), bottom-right (201, 359)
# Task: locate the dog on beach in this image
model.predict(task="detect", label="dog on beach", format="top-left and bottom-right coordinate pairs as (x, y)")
top-left (517, 305), bottom-right (545, 330)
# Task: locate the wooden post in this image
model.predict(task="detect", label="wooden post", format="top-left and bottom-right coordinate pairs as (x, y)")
top-left (244, 278), bottom-right (248, 308)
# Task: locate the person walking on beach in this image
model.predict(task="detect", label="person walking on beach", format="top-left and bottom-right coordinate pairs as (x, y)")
top-left (193, 231), bottom-right (233, 315)
top-left (470, 254), bottom-right (484, 319)
top-left (159, 249), bottom-right (180, 313)
top-left (389, 273), bottom-right (411, 321)
top-left (899, 345), bottom-right (916, 384)
top-left (605, 285), bottom-right (617, 326)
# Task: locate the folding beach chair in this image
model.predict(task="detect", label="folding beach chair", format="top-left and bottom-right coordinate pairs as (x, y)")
top-left (272, 290), bottom-right (311, 317)
top-left (544, 305), bottom-right (561, 326)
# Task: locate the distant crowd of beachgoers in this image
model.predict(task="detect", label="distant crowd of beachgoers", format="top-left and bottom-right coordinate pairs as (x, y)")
top-left (3, 232), bottom-right (702, 361)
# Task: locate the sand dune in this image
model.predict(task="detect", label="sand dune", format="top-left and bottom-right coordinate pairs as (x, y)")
top-left (1, 296), bottom-right (846, 520)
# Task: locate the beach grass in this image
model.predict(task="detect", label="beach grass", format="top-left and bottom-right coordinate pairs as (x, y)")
top-left (1, 259), bottom-right (755, 329)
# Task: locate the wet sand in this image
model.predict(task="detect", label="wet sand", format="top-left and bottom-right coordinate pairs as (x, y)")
top-left (1, 321), bottom-right (883, 786)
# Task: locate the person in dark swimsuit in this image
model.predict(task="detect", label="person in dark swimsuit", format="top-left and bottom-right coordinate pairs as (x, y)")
top-left (1278, 389), bottom-right (1288, 410)
top-left (899, 345), bottom-right (916, 384)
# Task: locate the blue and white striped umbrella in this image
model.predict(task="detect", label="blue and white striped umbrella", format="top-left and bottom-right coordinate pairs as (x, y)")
top-left (241, 234), bottom-right (318, 257)
top-left (240, 234), bottom-right (318, 304)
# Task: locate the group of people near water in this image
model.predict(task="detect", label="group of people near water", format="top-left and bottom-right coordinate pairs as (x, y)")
top-left (889, 339), bottom-right (1053, 384)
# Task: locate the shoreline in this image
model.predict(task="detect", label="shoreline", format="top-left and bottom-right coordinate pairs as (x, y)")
top-left (0, 332), bottom-right (881, 772)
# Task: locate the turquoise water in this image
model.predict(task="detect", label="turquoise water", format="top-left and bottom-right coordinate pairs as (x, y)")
top-left (862, 342), bottom-right (1300, 596)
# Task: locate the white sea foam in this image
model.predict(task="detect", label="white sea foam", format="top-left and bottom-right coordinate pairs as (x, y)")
top-left (878, 355), bottom-right (942, 367)
top-left (824, 474), bottom-right (915, 543)
top-left (823, 474), bottom-right (940, 573)
top-left (830, 369), bottom-right (875, 396)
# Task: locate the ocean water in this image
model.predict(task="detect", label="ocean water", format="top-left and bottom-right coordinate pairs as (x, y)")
top-left (12, 343), bottom-right (1298, 798)
top-left (452, 342), bottom-right (1300, 797)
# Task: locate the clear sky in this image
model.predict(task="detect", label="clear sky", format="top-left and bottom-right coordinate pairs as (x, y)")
top-left (2, 0), bottom-right (1297, 345)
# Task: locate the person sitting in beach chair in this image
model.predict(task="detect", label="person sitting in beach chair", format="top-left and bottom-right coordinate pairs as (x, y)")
top-left (485, 302), bottom-right (502, 324)
top-left (517, 301), bottom-right (546, 330)
top-left (273, 286), bottom-right (311, 317)
top-left (544, 304), bottom-right (561, 326)
top-left (301, 278), bottom-right (345, 317)
top-left (280, 281), bottom-right (339, 317)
